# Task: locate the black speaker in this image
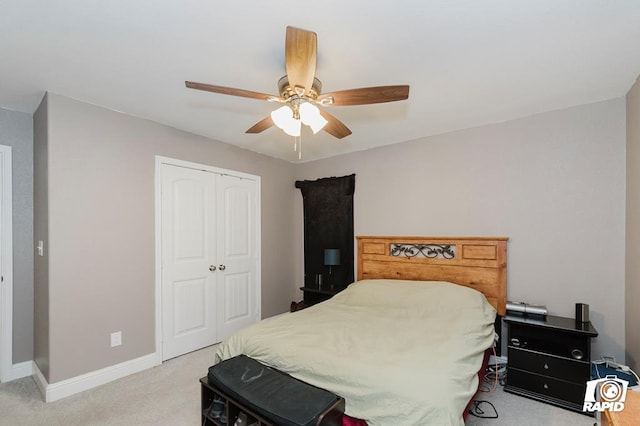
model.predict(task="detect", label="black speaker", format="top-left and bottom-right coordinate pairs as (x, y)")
top-left (575, 303), bottom-right (589, 323)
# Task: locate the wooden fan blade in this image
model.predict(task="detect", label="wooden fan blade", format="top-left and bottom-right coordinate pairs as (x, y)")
top-left (319, 110), bottom-right (352, 139)
top-left (318, 85), bottom-right (410, 106)
top-left (285, 26), bottom-right (317, 96)
top-left (185, 81), bottom-right (277, 101)
top-left (245, 116), bottom-right (274, 134)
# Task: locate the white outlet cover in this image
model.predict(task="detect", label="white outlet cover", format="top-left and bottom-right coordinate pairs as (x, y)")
top-left (110, 331), bottom-right (122, 347)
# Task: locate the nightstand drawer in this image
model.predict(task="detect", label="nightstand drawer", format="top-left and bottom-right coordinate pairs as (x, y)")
top-left (508, 347), bottom-right (590, 383)
top-left (509, 322), bottom-right (589, 359)
top-left (507, 368), bottom-right (586, 406)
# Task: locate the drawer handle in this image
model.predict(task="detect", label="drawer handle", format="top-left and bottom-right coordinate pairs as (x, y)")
top-left (544, 363), bottom-right (549, 370)
top-left (543, 383), bottom-right (549, 390)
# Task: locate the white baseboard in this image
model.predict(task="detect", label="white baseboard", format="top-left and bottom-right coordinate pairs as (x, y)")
top-left (32, 353), bottom-right (159, 402)
top-left (33, 362), bottom-right (47, 399)
top-left (2, 360), bottom-right (34, 382)
top-left (11, 360), bottom-right (33, 380)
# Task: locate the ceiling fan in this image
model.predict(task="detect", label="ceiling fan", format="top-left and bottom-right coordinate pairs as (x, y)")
top-left (185, 26), bottom-right (410, 140)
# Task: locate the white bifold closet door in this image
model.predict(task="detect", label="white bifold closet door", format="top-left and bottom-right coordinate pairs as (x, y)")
top-left (161, 163), bottom-right (258, 361)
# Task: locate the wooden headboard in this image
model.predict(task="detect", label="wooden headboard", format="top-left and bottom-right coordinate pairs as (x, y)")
top-left (357, 236), bottom-right (508, 315)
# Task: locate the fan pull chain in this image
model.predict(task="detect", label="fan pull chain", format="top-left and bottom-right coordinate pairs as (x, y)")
top-left (293, 136), bottom-right (302, 160)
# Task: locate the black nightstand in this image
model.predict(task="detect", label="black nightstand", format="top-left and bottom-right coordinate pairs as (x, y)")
top-left (503, 314), bottom-right (598, 415)
top-left (299, 286), bottom-right (344, 307)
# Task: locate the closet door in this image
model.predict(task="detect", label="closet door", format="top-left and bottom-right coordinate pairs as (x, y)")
top-left (161, 164), bottom-right (218, 360)
top-left (216, 174), bottom-right (259, 341)
top-left (159, 160), bottom-right (260, 361)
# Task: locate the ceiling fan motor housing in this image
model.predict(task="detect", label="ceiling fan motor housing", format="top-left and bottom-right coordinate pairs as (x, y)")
top-left (277, 76), bottom-right (323, 103)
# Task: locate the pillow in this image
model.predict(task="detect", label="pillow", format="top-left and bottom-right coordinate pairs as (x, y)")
top-left (331, 279), bottom-right (495, 319)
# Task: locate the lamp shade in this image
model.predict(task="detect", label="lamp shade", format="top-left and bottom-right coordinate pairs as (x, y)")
top-left (270, 105), bottom-right (301, 137)
top-left (270, 105), bottom-right (292, 128)
top-left (324, 248), bottom-right (341, 266)
top-left (299, 102), bottom-right (328, 134)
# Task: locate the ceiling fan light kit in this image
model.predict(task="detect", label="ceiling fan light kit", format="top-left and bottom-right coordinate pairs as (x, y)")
top-left (271, 105), bottom-right (301, 137)
top-left (185, 25), bottom-right (410, 157)
top-left (299, 103), bottom-right (328, 133)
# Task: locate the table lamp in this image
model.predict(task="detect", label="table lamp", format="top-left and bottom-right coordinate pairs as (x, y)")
top-left (324, 248), bottom-right (341, 289)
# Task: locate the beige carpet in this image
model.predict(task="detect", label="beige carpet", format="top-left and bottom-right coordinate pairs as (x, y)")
top-left (0, 345), bottom-right (218, 426)
top-left (466, 386), bottom-right (597, 426)
top-left (1, 345), bottom-right (597, 425)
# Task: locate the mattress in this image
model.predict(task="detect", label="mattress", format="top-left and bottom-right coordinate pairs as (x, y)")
top-left (215, 279), bottom-right (496, 426)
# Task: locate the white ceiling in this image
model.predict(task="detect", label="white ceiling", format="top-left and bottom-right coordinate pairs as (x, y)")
top-left (2, 1), bottom-right (640, 163)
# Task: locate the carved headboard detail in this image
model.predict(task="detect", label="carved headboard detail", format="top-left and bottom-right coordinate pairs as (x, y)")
top-left (356, 236), bottom-right (508, 315)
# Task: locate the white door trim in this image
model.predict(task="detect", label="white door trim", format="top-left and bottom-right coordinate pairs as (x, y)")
top-left (154, 156), bottom-right (261, 363)
top-left (0, 145), bottom-right (13, 382)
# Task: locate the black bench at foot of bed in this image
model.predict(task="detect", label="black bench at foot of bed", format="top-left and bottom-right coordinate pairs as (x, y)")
top-left (201, 355), bottom-right (345, 426)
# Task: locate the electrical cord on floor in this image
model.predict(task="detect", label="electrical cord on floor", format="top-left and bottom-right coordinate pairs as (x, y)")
top-left (470, 347), bottom-right (505, 419)
top-left (468, 400), bottom-right (499, 419)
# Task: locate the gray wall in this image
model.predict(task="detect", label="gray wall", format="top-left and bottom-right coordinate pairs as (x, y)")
top-left (626, 76), bottom-right (640, 371)
top-left (20, 91), bottom-right (634, 381)
top-left (0, 106), bottom-right (34, 364)
top-left (34, 93), bottom-right (296, 383)
top-left (295, 98), bottom-right (627, 362)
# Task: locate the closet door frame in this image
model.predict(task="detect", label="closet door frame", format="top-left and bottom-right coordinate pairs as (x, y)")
top-left (154, 156), bottom-right (261, 363)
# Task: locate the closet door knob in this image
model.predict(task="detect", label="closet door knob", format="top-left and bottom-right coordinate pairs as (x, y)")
top-left (209, 265), bottom-right (217, 272)
top-left (219, 264), bottom-right (226, 271)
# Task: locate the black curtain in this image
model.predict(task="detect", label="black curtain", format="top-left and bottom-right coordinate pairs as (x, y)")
top-left (295, 174), bottom-right (355, 289)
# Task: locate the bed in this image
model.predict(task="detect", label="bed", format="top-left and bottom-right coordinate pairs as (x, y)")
top-left (215, 236), bottom-right (508, 425)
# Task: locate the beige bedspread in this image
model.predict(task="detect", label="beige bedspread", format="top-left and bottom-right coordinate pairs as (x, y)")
top-left (215, 279), bottom-right (496, 425)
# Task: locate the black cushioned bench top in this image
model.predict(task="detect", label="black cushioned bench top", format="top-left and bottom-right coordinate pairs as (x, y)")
top-left (208, 355), bottom-right (341, 426)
